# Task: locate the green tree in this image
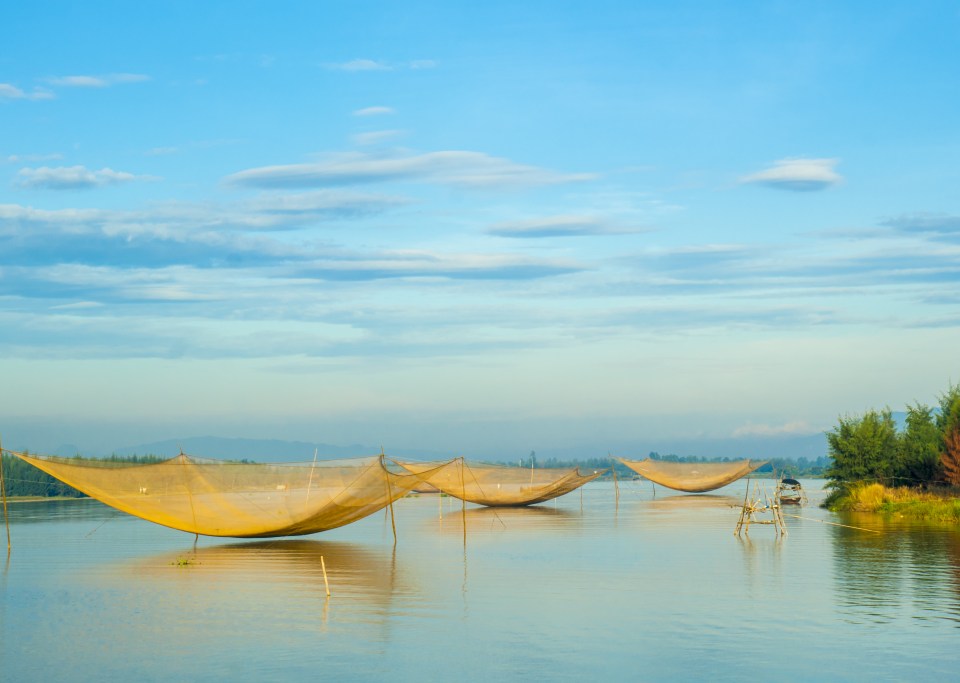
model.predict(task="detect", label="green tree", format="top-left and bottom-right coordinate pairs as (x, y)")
top-left (826, 408), bottom-right (899, 488)
top-left (898, 403), bottom-right (942, 486)
top-left (938, 384), bottom-right (960, 486)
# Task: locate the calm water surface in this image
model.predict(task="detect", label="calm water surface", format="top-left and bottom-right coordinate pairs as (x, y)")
top-left (2, 480), bottom-right (958, 681)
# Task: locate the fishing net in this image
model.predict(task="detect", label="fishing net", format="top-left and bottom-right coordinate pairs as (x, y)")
top-left (394, 459), bottom-right (603, 507)
top-left (617, 458), bottom-right (765, 493)
top-left (7, 450), bottom-right (440, 538)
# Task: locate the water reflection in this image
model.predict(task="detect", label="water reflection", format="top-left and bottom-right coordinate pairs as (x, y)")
top-left (645, 493), bottom-right (741, 510)
top-left (425, 503), bottom-right (579, 535)
top-left (124, 539), bottom-right (411, 604)
top-left (830, 517), bottom-right (960, 625)
top-left (2, 497), bottom-right (119, 524)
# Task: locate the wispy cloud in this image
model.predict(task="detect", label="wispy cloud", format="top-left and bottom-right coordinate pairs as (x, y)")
top-left (352, 106), bottom-right (395, 116)
top-left (487, 215), bottom-right (643, 238)
top-left (226, 151), bottom-right (595, 190)
top-left (740, 157), bottom-right (842, 191)
top-left (6, 153), bottom-right (64, 163)
top-left (1, 189), bottom-right (405, 238)
top-left (293, 253), bottom-right (583, 282)
top-left (45, 73), bottom-right (150, 88)
top-left (883, 212), bottom-right (960, 240)
top-left (326, 59), bottom-right (436, 72)
top-left (0, 83), bottom-right (54, 100)
top-left (326, 59), bottom-right (391, 72)
top-left (16, 165), bottom-right (155, 190)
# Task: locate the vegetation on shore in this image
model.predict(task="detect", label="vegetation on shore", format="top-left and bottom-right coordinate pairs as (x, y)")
top-left (827, 482), bottom-right (960, 522)
top-left (0, 452), bottom-right (166, 499)
top-left (825, 382), bottom-right (960, 520)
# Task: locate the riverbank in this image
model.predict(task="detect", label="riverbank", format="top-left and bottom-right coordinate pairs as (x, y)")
top-left (2, 495), bottom-right (86, 504)
top-left (826, 483), bottom-right (960, 523)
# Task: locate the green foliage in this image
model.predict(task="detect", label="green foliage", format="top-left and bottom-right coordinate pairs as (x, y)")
top-left (825, 408), bottom-right (899, 488)
top-left (936, 383), bottom-right (960, 434)
top-left (1, 453), bottom-right (86, 498)
top-left (898, 403), bottom-right (943, 486)
top-left (0, 452), bottom-right (166, 498)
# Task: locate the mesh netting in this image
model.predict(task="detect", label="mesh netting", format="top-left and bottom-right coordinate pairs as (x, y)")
top-left (617, 457), bottom-right (765, 493)
top-left (8, 450), bottom-right (438, 538)
top-left (394, 459), bottom-right (603, 507)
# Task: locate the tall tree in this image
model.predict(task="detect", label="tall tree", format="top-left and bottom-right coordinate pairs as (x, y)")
top-left (899, 403), bottom-right (943, 486)
top-left (826, 409), bottom-right (899, 488)
top-left (937, 384), bottom-right (960, 487)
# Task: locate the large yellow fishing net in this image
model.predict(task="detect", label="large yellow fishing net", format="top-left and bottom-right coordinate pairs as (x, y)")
top-left (617, 457), bottom-right (765, 493)
top-left (395, 459), bottom-right (603, 507)
top-left (8, 450), bottom-right (440, 538)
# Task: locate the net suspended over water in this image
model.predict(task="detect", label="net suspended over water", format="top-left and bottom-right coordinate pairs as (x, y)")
top-left (7, 450), bottom-right (442, 538)
top-left (617, 458), bottom-right (765, 493)
top-left (394, 458), bottom-right (604, 507)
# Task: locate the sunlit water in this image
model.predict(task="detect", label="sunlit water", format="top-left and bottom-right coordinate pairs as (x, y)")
top-left (2, 480), bottom-right (958, 681)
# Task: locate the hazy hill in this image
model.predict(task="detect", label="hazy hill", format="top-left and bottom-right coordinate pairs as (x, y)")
top-left (112, 436), bottom-right (457, 462)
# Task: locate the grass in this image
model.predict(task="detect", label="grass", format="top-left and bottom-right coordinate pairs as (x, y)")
top-left (826, 482), bottom-right (960, 523)
top-left (171, 556), bottom-right (199, 567)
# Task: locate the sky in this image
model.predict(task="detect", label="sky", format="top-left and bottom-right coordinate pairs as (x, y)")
top-left (1, 1), bottom-right (959, 456)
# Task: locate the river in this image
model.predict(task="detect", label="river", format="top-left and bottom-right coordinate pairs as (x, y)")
top-left (1, 480), bottom-right (957, 681)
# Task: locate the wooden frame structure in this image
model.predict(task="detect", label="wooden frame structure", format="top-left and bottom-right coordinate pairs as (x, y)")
top-left (734, 480), bottom-right (787, 536)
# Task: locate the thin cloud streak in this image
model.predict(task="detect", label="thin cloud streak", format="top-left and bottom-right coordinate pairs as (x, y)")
top-left (45, 73), bottom-right (150, 87)
top-left (0, 83), bottom-right (54, 100)
top-left (226, 151), bottom-right (596, 189)
top-left (16, 165), bottom-right (153, 190)
top-left (740, 157), bottom-right (842, 191)
top-left (488, 214), bottom-right (644, 238)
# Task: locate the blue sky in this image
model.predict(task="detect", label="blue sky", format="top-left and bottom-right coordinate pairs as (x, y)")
top-left (2, 1), bottom-right (958, 455)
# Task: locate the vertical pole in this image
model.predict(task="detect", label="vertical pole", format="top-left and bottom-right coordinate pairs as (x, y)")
top-left (306, 447), bottom-right (319, 505)
top-left (459, 458), bottom-right (467, 548)
top-left (610, 457), bottom-right (620, 505)
top-left (321, 555), bottom-right (331, 596)
top-left (0, 438), bottom-right (11, 553)
top-left (381, 454), bottom-right (397, 546)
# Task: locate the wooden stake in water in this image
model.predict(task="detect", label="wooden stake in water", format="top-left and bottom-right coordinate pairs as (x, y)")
top-left (380, 453), bottom-right (398, 546)
top-left (321, 555), bottom-right (331, 596)
top-left (0, 437), bottom-right (10, 553)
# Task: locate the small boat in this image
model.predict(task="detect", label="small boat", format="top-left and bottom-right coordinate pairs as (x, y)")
top-left (776, 477), bottom-right (807, 506)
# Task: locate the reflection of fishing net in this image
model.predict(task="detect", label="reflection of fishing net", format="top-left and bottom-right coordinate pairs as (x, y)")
top-left (617, 458), bottom-right (765, 493)
top-left (9, 451), bottom-right (436, 538)
top-left (395, 459), bottom-right (603, 507)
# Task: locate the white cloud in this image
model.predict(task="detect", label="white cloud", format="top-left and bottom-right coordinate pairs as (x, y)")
top-left (740, 157), bottom-right (842, 191)
top-left (16, 165), bottom-right (153, 190)
top-left (6, 153), bottom-right (64, 163)
top-left (0, 83), bottom-right (55, 100)
top-left (46, 73), bottom-right (150, 88)
top-left (352, 106), bottom-right (395, 117)
top-left (327, 60), bottom-right (435, 72)
top-left (226, 151), bottom-right (596, 189)
top-left (326, 59), bottom-right (391, 72)
top-left (488, 214), bottom-right (641, 238)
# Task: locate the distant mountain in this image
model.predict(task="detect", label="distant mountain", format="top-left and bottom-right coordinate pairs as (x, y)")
top-left (113, 431), bottom-right (829, 464)
top-left (114, 435), bottom-right (456, 462)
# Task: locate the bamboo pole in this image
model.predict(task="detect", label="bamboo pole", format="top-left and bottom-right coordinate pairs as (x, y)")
top-left (0, 438), bottom-right (10, 553)
top-left (321, 555), bottom-right (331, 596)
top-left (611, 460), bottom-right (620, 505)
top-left (305, 447), bottom-right (319, 505)
top-left (380, 453), bottom-right (398, 546)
